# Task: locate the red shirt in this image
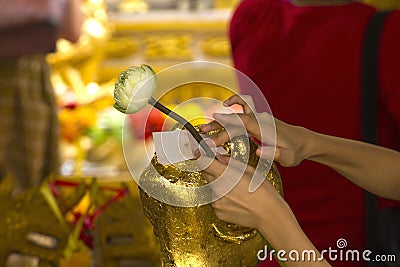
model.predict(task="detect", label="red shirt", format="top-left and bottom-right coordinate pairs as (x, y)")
top-left (230, 1), bottom-right (400, 266)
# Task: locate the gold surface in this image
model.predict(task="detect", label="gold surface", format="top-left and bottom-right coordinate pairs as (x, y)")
top-left (0, 174), bottom-right (160, 267)
top-left (364, 0), bottom-right (400, 9)
top-left (0, 175), bottom-right (85, 267)
top-left (102, 10), bottom-right (232, 79)
top-left (201, 36), bottom-right (231, 57)
top-left (93, 181), bottom-right (160, 267)
top-left (139, 126), bottom-right (283, 266)
top-left (145, 34), bottom-right (193, 61)
top-left (159, 82), bottom-right (237, 109)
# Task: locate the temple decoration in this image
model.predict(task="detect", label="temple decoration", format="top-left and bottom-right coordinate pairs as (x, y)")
top-left (102, 6), bottom-right (233, 76)
top-left (139, 125), bottom-right (283, 266)
top-left (0, 174), bottom-right (159, 267)
top-left (93, 184), bottom-right (160, 267)
top-left (144, 35), bottom-right (193, 61)
top-left (0, 175), bottom-right (85, 267)
top-left (363, 0), bottom-right (400, 10)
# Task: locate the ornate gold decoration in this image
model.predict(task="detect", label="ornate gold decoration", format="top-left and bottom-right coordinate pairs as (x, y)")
top-left (201, 36), bottom-right (231, 57)
top-left (119, 0), bottom-right (149, 13)
top-left (145, 35), bottom-right (193, 61)
top-left (0, 174), bottom-right (160, 266)
top-left (214, 0), bottom-right (241, 9)
top-left (363, 0), bottom-right (400, 10)
top-left (104, 37), bottom-right (138, 58)
top-left (139, 126), bottom-right (283, 266)
top-left (0, 175), bottom-right (85, 267)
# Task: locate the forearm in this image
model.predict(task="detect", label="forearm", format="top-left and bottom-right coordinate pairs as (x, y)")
top-left (257, 200), bottom-right (331, 267)
top-left (301, 127), bottom-right (400, 200)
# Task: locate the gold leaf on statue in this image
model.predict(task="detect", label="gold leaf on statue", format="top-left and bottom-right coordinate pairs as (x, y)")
top-left (139, 125), bottom-right (283, 266)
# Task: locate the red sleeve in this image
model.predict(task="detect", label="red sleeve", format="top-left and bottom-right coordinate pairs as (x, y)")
top-left (380, 11), bottom-right (400, 131)
top-left (377, 10), bottom-right (400, 208)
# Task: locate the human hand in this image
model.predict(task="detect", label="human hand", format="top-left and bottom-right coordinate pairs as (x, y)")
top-left (197, 153), bottom-right (287, 230)
top-left (201, 95), bottom-right (310, 167)
top-left (198, 154), bottom-right (331, 266)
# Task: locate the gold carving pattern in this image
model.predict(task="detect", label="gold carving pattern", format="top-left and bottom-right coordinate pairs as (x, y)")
top-left (145, 34), bottom-right (193, 61)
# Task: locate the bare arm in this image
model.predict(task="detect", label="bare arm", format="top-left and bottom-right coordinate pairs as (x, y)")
top-left (298, 126), bottom-right (400, 200)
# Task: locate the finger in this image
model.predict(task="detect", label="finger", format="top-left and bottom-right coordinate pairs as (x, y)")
top-left (223, 94), bottom-right (256, 114)
top-left (255, 112), bottom-right (275, 126)
top-left (200, 120), bottom-right (223, 133)
top-left (213, 113), bottom-right (260, 137)
top-left (209, 126), bottom-right (245, 146)
top-left (211, 198), bottom-right (227, 212)
top-left (201, 171), bottom-right (217, 183)
top-left (215, 153), bottom-right (229, 164)
top-left (199, 158), bottom-right (233, 200)
top-left (212, 202), bottom-right (227, 220)
top-left (216, 154), bottom-right (256, 176)
top-left (215, 154), bottom-right (266, 194)
top-left (256, 146), bottom-right (278, 160)
top-left (210, 129), bottom-right (229, 146)
top-left (197, 155), bottom-right (228, 178)
top-left (199, 154), bottom-right (248, 182)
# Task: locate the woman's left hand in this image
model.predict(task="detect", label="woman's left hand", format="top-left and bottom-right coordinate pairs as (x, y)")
top-left (198, 153), bottom-right (287, 232)
top-left (199, 154), bottom-right (331, 267)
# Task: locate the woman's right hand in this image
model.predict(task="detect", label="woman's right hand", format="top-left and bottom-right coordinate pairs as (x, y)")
top-left (201, 94), bottom-right (311, 167)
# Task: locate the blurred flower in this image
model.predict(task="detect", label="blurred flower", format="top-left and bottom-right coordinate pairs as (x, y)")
top-left (114, 64), bottom-right (157, 114)
top-left (86, 108), bottom-right (125, 145)
top-left (59, 106), bottom-right (97, 143)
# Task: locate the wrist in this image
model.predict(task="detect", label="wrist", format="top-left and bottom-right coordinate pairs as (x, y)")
top-left (295, 126), bottom-right (320, 161)
top-left (256, 197), bottom-right (299, 246)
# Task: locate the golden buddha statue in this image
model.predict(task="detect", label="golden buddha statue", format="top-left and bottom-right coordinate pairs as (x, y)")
top-left (139, 126), bottom-right (283, 267)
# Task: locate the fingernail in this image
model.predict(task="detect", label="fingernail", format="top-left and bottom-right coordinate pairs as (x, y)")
top-left (213, 113), bottom-right (222, 119)
top-left (216, 153), bottom-right (228, 164)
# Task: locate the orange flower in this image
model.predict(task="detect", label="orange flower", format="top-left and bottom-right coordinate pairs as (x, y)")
top-left (59, 106), bottom-right (97, 143)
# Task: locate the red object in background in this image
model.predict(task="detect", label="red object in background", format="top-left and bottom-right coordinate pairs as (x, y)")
top-left (230, 1), bottom-right (400, 266)
top-left (128, 108), bottom-right (165, 141)
top-left (48, 180), bottom-right (129, 249)
top-left (63, 102), bottom-right (78, 110)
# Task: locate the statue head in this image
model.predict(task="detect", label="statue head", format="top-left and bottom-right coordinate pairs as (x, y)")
top-left (139, 127), bottom-right (283, 266)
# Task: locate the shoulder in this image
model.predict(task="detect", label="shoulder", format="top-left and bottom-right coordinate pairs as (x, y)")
top-left (230, 0), bottom-right (284, 47)
top-left (230, 0), bottom-right (278, 23)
